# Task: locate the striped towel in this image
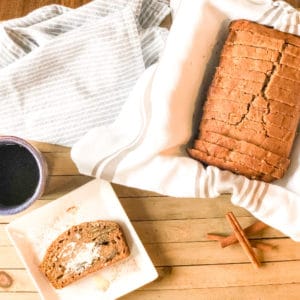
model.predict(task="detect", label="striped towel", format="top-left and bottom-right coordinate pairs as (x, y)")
top-left (0, 0), bottom-right (170, 145)
top-left (72, 0), bottom-right (300, 241)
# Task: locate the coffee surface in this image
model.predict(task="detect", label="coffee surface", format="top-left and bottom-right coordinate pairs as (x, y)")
top-left (0, 144), bottom-right (39, 207)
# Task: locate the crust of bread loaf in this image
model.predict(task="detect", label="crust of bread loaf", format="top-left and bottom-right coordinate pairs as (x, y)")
top-left (193, 139), bottom-right (284, 179)
top-left (280, 52), bottom-right (300, 68)
top-left (275, 64), bottom-right (300, 82)
top-left (219, 56), bottom-right (274, 73)
top-left (221, 44), bottom-right (279, 62)
top-left (215, 66), bottom-right (267, 83)
top-left (226, 29), bottom-right (284, 51)
top-left (268, 75), bottom-right (300, 93)
top-left (203, 99), bottom-right (248, 115)
top-left (187, 148), bottom-right (274, 182)
top-left (201, 112), bottom-right (295, 142)
top-left (39, 220), bottom-right (130, 289)
top-left (202, 107), bottom-right (297, 131)
top-left (202, 110), bottom-right (242, 125)
top-left (200, 119), bottom-right (291, 157)
top-left (229, 20), bottom-right (300, 48)
top-left (252, 96), bottom-right (300, 116)
top-left (211, 75), bottom-right (263, 94)
top-left (203, 95), bottom-right (297, 118)
top-left (198, 131), bottom-right (290, 169)
top-left (248, 106), bottom-right (298, 130)
top-left (265, 86), bottom-right (299, 106)
top-left (285, 44), bottom-right (300, 56)
top-left (207, 86), bottom-right (253, 104)
top-left (189, 20), bottom-right (300, 181)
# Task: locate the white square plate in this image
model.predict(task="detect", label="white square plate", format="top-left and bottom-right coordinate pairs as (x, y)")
top-left (6, 179), bottom-right (158, 300)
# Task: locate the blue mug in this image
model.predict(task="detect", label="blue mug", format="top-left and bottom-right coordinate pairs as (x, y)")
top-left (0, 136), bottom-right (47, 215)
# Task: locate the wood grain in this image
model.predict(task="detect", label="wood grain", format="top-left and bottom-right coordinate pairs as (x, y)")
top-left (2, 238), bottom-right (300, 269)
top-left (0, 217), bottom-right (285, 246)
top-left (122, 284), bottom-right (300, 300)
top-left (2, 261), bottom-right (300, 292)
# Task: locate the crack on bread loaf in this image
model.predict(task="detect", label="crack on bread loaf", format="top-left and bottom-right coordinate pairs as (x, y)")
top-left (234, 96), bottom-right (255, 127)
top-left (256, 41), bottom-right (287, 140)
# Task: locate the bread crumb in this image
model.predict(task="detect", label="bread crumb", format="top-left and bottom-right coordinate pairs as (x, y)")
top-left (93, 275), bottom-right (110, 291)
top-left (66, 206), bottom-right (78, 214)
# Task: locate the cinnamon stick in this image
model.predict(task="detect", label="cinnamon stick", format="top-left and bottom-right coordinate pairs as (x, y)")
top-left (251, 241), bottom-right (275, 252)
top-left (207, 233), bottom-right (274, 252)
top-left (206, 233), bottom-right (226, 241)
top-left (226, 212), bottom-right (261, 268)
top-left (220, 220), bottom-right (268, 248)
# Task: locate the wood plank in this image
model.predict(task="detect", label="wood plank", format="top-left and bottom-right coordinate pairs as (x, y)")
top-left (29, 140), bottom-right (70, 153)
top-left (0, 201), bottom-right (52, 224)
top-left (0, 293), bottom-right (40, 300)
top-left (145, 238), bottom-right (300, 267)
top-left (3, 261), bottom-right (300, 292)
top-left (1, 193), bottom-right (245, 224)
top-left (148, 261), bottom-right (300, 290)
top-left (0, 218), bottom-right (285, 246)
top-left (43, 177), bottom-right (161, 199)
top-left (2, 283), bottom-right (300, 300)
top-left (132, 218), bottom-right (285, 244)
top-left (43, 153), bottom-right (79, 175)
top-left (43, 175), bottom-right (91, 199)
top-left (122, 284), bottom-right (300, 300)
top-left (0, 195), bottom-right (249, 223)
top-left (0, 270), bottom-right (36, 292)
top-left (1, 238), bottom-right (300, 268)
top-left (44, 176), bottom-right (160, 199)
top-left (285, 0), bottom-right (300, 8)
top-left (1, 186), bottom-right (249, 224)
top-left (120, 195), bottom-right (250, 221)
top-left (0, 226), bottom-right (10, 245)
top-left (112, 183), bottom-right (162, 197)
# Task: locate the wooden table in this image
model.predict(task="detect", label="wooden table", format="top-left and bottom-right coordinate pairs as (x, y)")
top-left (1, 1), bottom-right (300, 299)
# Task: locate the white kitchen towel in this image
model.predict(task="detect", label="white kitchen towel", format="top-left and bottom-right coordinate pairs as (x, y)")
top-left (72, 0), bottom-right (300, 241)
top-left (0, 0), bottom-right (170, 145)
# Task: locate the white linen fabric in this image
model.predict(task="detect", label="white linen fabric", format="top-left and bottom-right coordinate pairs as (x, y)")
top-left (1, 0), bottom-right (299, 241)
top-left (0, 0), bottom-right (170, 145)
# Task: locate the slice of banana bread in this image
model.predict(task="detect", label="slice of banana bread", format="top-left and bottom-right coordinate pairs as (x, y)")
top-left (39, 220), bottom-right (130, 289)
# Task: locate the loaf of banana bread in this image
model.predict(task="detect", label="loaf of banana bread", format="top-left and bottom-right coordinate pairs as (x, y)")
top-left (188, 20), bottom-right (300, 182)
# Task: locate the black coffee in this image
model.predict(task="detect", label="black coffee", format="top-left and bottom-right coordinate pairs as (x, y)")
top-left (0, 144), bottom-right (39, 207)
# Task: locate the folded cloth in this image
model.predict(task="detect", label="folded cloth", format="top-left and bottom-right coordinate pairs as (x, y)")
top-left (0, 0), bottom-right (170, 145)
top-left (71, 0), bottom-right (300, 241)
